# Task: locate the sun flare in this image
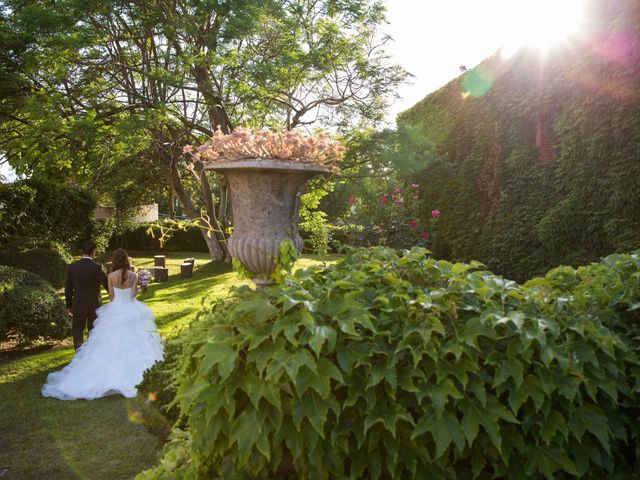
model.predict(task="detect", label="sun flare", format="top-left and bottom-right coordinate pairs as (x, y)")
top-left (499, 0), bottom-right (586, 57)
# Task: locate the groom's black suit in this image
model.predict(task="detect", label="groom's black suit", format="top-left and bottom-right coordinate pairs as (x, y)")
top-left (65, 257), bottom-right (108, 350)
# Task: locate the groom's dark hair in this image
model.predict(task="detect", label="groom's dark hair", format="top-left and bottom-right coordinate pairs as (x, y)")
top-left (81, 241), bottom-right (96, 255)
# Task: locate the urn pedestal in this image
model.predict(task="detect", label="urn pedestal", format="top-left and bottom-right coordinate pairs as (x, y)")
top-left (205, 159), bottom-right (329, 288)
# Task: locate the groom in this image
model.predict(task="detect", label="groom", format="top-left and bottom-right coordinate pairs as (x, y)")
top-left (65, 241), bottom-right (109, 350)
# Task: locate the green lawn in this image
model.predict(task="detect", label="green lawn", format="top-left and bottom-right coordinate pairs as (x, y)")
top-left (0, 252), bottom-right (339, 480)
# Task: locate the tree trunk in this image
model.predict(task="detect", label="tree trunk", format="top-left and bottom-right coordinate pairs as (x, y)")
top-left (159, 157), bottom-right (226, 262)
top-left (168, 186), bottom-right (175, 219)
top-left (193, 163), bottom-right (230, 259)
top-left (190, 67), bottom-right (233, 263)
top-left (217, 176), bottom-right (229, 230)
top-left (191, 65), bottom-right (232, 133)
top-left (195, 221), bottom-right (226, 262)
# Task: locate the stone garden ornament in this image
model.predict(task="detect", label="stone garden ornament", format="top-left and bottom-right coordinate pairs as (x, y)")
top-left (186, 128), bottom-right (345, 288)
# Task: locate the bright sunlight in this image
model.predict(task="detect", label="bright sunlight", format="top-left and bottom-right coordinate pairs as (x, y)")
top-left (384, 0), bottom-right (590, 120)
top-left (500, 0), bottom-right (587, 57)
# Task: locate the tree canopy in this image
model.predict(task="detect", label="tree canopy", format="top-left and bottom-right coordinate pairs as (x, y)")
top-left (0, 0), bottom-right (406, 259)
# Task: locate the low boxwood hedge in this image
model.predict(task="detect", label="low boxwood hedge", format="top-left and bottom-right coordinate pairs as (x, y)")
top-left (0, 265), bottom-right (69, 342)
top-left (138, 247), bottom-right (640, 479)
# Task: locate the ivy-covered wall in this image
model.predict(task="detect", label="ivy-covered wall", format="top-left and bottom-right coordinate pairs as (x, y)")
top-left (398, 0), bottom-right (640, 281)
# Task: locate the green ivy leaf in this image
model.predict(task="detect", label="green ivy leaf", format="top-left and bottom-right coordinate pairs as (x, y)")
top-left (525, 446), bottom-right (579, 479)
top-left (308, 325), bottom-right (337, 356)
top-left (424, 378), bottom-right (462, 417)
top-left (568, 405), bottom-right (612, 454)
top-left (540, 410), bottom-right (568, 444)
top-left (293, 391), bottom-right (329, 437)
top-left (412, 408), bottom-right (465, 458)
top-left (230, 410), bottom-right (264, 464)
top-left (493, 358), bottom-right (524, 389)
top-left (197, 342), bottom-right (236, 378)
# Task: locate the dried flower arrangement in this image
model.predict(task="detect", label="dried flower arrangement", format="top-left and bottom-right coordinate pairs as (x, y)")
top-left (183, 127), bottom-right (346, 170)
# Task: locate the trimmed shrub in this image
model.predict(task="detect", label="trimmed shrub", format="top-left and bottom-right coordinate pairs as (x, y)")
top-left (136, 341), bottom-right (183, 439)
top-left (0, 236), bottom-right (74, 262)
top-left (0, 266), bottom-right (69, 342)
top-left (140, 247), bottom-right (639, 479)
top-left (109, 222), bottom-right (209, 253)
top-left (0, 237), bottom-right (72, 288)
top-left (0, 179), bottom-right (96, 245)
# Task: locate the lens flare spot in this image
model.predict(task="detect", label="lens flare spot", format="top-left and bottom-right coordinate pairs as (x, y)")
top-left (127, 401), bottom-right (144, 424)
top-left (461, 66), bottom-right (495, 97)
top-left (460, 91), bottom-right (471, 100)
top-left (147, 391), bottom-right (158, 402)
top-left (593, 30), bottom-right (640, 65)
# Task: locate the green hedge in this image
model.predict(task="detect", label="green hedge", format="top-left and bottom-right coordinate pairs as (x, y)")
top-left (0, 237), bottom-right (72, 288)
top-left (395, 0), bottom-right (640, 281)
top-left (0, 236), bottom-right (73, 262)
top-left (139, 247), bottom-right (639, 479)
top-left (0, 265), bottom-right (69, 342)
top-left (109, 223), bottom-right (209, 253)
top-left (0, 179), bottom-right (96, 246)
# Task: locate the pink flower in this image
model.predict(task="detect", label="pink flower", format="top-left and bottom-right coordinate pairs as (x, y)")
top-left (391, 195), bottom-right (398, 201)
top-left (421, 231), bottom-right (428, 239)
top-left (394, 187), bottom-right (402, 193)
top-left (348, 195), bottom-right (357, 205)
top-left (431, 209), bottom-right (441, 219)
top-left (411, 194), bottom-right (419, 201)
top-left (186, 163), bottom-right (195, 172)
top-left (396, 199), bottom-right (404, 205)
top-left (411, 183), bottom-right (419, 189)
top-left (381, 196), bottom-right (389, 204)
top-left (410, 220), bottom-right (418, 228)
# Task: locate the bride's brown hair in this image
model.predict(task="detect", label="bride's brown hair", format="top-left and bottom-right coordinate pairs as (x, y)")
top-left (111, 248), bottom-right (131, 285)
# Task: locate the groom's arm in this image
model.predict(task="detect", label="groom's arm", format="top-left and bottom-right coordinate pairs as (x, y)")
top-left (64, 265), bottom-right (74, 316)
top-left (99, 266), bottom-right (108, 292)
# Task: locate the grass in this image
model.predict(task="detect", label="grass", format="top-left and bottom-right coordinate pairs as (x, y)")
top-left (0, 252), bottom-right (340, 480)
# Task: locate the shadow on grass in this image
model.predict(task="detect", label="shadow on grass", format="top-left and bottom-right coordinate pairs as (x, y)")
top-left (141, 261), bottom-right (236, 302)
top-left (0, 361), bottom-right (160, 480)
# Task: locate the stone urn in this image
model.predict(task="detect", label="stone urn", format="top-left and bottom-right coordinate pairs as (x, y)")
top-left (205, 159), bottom-right (329, 288)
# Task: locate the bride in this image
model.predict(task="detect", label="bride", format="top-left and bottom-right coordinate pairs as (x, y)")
top-left (42, 248), bottom-right (164, 400)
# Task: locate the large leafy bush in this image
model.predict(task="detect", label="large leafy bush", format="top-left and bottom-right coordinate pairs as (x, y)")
top-left (528, 252), bottom-right (640, 468)
top-left (0, 266), bottom-right (69, 342)
top-left (0, 237), bottom-right (72, 288)
top-left (139, 247), bottom-right (639, 479)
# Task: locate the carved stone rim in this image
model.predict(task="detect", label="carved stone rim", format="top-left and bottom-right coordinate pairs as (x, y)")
top-left (204, 158), bottom-right (330, 174)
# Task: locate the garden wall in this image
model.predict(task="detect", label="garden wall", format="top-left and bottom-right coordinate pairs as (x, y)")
top-left (398, 0), bottom-right (640, 281)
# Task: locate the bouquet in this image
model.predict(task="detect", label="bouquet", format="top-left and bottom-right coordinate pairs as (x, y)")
top-left (138, 269), bottom-right (152, 292)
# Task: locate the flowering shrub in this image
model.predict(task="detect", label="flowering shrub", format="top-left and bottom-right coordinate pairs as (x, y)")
top-left (184, 128), bottom-right (345, 170)
top-left (348, 183), bottom-right (440, 249)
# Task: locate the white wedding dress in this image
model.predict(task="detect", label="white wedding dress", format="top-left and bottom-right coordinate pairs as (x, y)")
top-left (42, 285), bottom-right (164, 400)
